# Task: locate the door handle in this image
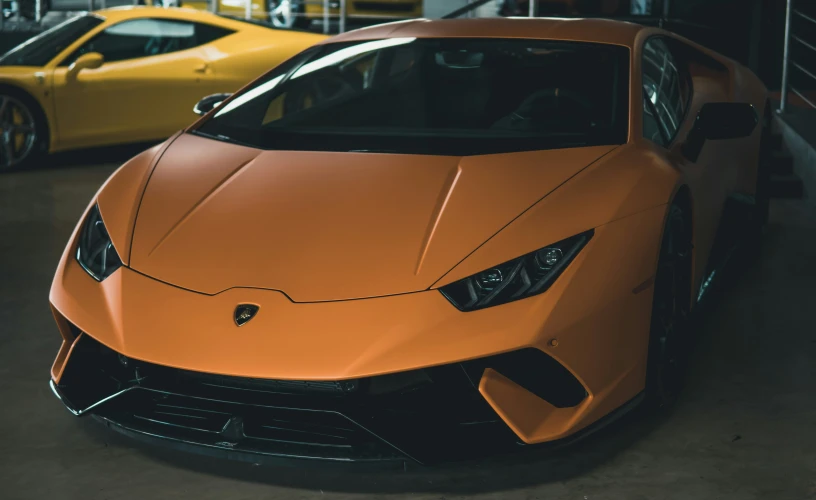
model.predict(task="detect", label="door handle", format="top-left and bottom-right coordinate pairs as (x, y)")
top-left (194, 63), bottom-right (209, 74)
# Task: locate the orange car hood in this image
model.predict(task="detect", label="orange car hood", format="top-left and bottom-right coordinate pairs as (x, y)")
top-left (128, 133), bottom-right (616, 301)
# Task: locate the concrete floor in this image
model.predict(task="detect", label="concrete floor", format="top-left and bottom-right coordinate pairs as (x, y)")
top-left (1, 148), bottom-right (815, 500)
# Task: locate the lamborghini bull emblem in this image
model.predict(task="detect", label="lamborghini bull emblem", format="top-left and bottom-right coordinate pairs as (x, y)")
top-left (234, 304), bottom-right (260, 327)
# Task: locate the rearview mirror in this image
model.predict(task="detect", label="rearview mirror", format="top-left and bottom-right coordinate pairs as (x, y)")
top-left (682, 102), bottom-right (758, 162)
top-left (194, 93), bottom-right (232, 116)
top-left (67, 52), bottom-right (104, 80)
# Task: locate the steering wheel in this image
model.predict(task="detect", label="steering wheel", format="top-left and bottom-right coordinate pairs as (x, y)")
top-left (287, 72), bottom-right (359, 114)
top-left (494, 88), bottom-right (595, 131)
top-left (144, 37), bottom-right (163, 56)
top-left (512, 88), bottom-right (593, 119)
top-left (312, 73), bottom-right (358, 101)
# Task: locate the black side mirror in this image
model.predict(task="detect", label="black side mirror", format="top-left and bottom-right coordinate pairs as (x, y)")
top-left (682, 102), bottom-right (758, 162)
top-left (193, 93), bottom-right (232, 116)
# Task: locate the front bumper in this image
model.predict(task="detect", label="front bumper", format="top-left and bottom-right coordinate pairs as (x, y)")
top-left (51, 333), bottom-right (590, 465)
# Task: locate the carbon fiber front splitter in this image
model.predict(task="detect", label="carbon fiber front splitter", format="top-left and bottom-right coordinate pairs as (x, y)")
top-left (50, 333), bottom-right (638, 466)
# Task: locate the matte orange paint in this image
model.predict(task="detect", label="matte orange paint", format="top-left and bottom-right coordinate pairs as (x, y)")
top-left (49, 18), bottom-right (768, 446)
top-left (126, 134), bottom-right (617, 300)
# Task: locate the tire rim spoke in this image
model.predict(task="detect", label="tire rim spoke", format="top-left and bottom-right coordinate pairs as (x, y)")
top-left (0, 96), bottom-right (37, 169)
top-left (2, 135), bottom-right (15, 165)
top-left (10, 124), bottom-right (34, 134)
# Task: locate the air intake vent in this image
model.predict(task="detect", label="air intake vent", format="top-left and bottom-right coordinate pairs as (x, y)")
top-left (462, 348), bottom-right (587, 408)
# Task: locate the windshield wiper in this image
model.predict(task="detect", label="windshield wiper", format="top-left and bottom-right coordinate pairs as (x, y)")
top-left (191, 130), bottom-right (258, 149)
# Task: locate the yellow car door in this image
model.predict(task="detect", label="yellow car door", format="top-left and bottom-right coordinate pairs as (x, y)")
top-left (51, 17), bottom-right (233, 150)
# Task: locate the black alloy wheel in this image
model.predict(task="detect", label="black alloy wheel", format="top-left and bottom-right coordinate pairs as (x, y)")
top-left (0, 89), bottom-right (47, 171)
top-left (646, 203), bottom-right (693, 409)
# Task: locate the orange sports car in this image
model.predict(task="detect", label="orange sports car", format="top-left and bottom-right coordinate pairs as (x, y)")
top-left (48, 17), bottom-right (771, 466)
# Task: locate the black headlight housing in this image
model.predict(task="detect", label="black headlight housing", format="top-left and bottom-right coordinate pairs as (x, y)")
top-left (439, 230), bottom-right (593, 311)
top-left (76, 204), bottom-right (122, 282)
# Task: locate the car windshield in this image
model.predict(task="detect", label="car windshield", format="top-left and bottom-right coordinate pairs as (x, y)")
top-left (194, 38), bottom-right (630, 156)
top-left (0, 14), bottom-right (104, 67)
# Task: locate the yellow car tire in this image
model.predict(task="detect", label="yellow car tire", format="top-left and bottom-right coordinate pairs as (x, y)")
top-left (0, 86), bottom-right (48, 171)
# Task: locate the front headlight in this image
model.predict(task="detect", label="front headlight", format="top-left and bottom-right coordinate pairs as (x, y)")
top-left (439, 230), bottom-right (593, 311)
top-left (76, 204), bottom-right (122, 282)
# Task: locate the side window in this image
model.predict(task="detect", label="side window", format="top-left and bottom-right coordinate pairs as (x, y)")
top-left (643, 96), bottom-right (664, 144)
top-left (60, 19), bottom-right (233, 66)
top-left (195, 22), bottom-right (235, 46)
top-left (641, 38), bottom-right (690, 147)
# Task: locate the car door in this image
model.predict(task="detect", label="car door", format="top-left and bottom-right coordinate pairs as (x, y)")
top-left (640, 36), bottom-right (736, 294)
top-left (51, 18), bottom-right (233, 150)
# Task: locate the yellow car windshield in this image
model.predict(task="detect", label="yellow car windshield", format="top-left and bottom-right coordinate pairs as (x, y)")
top-left (0, 14), bottom-right (104, 67)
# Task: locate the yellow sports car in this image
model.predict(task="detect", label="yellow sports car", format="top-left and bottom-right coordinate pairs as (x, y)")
top-left (0, 6), bottom-right (326, 170)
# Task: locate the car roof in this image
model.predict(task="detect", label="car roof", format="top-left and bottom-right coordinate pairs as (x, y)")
top-left (322, 17), bottom-right (648, 48)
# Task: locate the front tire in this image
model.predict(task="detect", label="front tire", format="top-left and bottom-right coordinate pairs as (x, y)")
top-left (0, 88), bottom-right (48, 171)
top-left (645, 203), bottom-right (693, 409)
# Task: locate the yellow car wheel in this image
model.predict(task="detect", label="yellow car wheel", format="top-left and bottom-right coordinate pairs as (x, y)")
top-left (0, 89), bottom-right (46, 171)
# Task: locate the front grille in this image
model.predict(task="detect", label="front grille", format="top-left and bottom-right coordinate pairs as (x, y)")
top-left (133, 400), bottom-right (232, 434)
top-left (353, 1), bottom-right (416, 13)
top-left (56, 335), bottom-right (586, 464)
top-left (176, 371), bottom-right (358, 396)
top-left (111, 390), bottom-right (394, 460)
top-left (242, 413), bottom-right (358, 447)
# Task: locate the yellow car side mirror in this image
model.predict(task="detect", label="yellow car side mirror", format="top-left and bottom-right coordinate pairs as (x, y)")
top-left (67, 52), bottom-right (104, 80)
